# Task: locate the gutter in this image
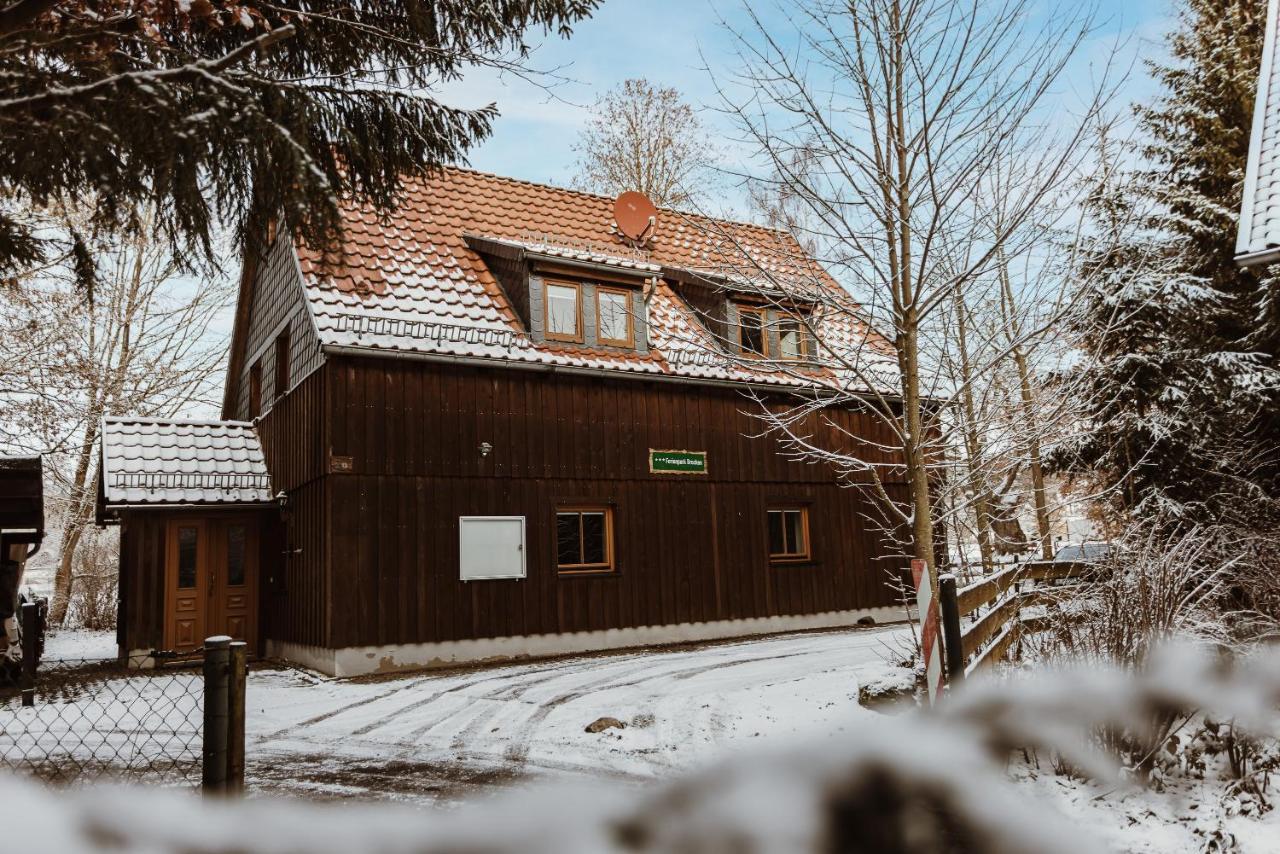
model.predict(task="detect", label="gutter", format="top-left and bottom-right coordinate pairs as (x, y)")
top-left (98, 501), bottom-right (277, 521)
top-left (1235, 247), bottom-right (1280, 268)
top-left (321, 343), bottom-right (899, 404)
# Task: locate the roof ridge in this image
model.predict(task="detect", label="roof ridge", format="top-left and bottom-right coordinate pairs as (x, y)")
top-left (433, 164), bottom-right (793, 241)
top-left (103, 415), bottom-right (256, 428)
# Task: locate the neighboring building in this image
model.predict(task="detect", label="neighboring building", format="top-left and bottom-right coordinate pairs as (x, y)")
top-left (1238, 0), bottom-right (1280, 266)
top-left (99, 167), bottom-right (909, 676)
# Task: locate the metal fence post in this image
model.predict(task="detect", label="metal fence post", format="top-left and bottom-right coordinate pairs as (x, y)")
top-left (202, 635), bottom-right (232, 794)
top-left (938, 574), bottom-right (965, 686)
top-left (20, 602), bottom-right (37, 707)
top-left (226, 641), bottom-right (247, 792)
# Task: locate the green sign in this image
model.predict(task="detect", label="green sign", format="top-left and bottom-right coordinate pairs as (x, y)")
top-left (649, 449), bottom-right (708, 475)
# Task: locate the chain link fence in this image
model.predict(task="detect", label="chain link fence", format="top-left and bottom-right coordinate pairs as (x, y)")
top-left (1, 642), bottom-right (205, 788)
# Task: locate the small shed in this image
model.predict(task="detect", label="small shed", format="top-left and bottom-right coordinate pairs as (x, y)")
top-left (96, 418), bottom-right (278, 658)
top-left (1, 456), bottom-right (45, 649)
top-left (0, 456), bottom-right (44, 559)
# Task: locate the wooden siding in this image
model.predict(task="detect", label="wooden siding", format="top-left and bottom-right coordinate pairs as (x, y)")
top-left (254, 365), bottom-right (329, 647)
top-left (118, 512), bottom-right (167, 653)
top-left (229, 234), bottom-right (324, 420)
top-left (261, 478), bottom-right (326, 648)
top-left (317, 355), bottom-right (908, 650)
top-left (255, 366), bottom-right (328, 492)
top-left (117, 509), bottom-right (279, 656)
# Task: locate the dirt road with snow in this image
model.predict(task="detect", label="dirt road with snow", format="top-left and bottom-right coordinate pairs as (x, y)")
top-left (243, 624), bottom-right (912, 804)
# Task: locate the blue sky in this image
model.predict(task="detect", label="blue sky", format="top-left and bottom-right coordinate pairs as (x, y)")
top-left (443, 0), bottom-right (1178, 211)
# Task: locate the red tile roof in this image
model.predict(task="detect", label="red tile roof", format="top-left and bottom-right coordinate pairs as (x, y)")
top-left (294, 166), bottom-right (896, 390)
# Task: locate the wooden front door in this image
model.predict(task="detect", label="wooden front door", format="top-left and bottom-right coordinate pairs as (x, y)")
top-left (165, 517), bottom-right (258, 652)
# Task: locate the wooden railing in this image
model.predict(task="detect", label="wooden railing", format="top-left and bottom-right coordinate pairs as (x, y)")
top-left (940, 560), bottom-right (1093, 679)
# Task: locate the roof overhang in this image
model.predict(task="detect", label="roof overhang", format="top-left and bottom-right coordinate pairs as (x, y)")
top-left (465, 233), bottom-right (661, 284)
top-left (97, 500), bottom-right (277, 525)
top-left (321, 342), bottom-right (897, 403)
top-left (1237, 0), bottom-right (1280, 264)
top-left (660, 264), bottom-right (820, 307)
top-left (0, 457), bottom-right (44, 554)
top-left (1235, 246), bottom-right (1280, 268)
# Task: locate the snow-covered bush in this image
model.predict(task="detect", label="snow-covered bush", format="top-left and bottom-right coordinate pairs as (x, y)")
top-left (1024, 520), bottom-right (1280, 786)
top-left (64, 529), bottom-right (118, 632)
top-left (4, 642), bottom-right (1276, 854)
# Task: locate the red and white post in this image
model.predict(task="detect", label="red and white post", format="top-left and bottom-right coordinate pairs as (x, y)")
top-left (912, 558), bottom-right (943, 705)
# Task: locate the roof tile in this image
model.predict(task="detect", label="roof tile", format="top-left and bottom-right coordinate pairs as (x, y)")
top-left (101, 418), bottom-right (273, 506)
top-left (296, 166), bottom-right (896, 389)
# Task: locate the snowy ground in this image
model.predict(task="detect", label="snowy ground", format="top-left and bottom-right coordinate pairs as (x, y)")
top-left (10, 623), bottom-right (1278, 851)
top-left (43, 628), bottom-right (116, 661)
top-left (1012, 762), bottom-right (1280, 853)
top-left (242, 625), bottom-right (915, 805)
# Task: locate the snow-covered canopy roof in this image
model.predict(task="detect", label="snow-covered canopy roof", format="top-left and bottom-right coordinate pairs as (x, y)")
top-left (1238, 0), bottom-right (1280, 265)
top-left (99, 417), bottom-right (273, 509)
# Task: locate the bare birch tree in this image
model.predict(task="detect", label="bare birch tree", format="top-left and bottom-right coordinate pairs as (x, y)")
top-left (572, 78), bottom-right (718, 207)
top-left (697, 0), bottom-right (1120, 595)
top-left (0, 204), bottom-right (231, 624)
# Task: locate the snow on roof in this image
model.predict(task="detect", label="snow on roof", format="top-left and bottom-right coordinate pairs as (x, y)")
top-left (100, 417), bottom-right (272, 507)
top-left (295, 166), bottom-right (899, 392)
top-left (1238, 0), bottom-right (1280, 264)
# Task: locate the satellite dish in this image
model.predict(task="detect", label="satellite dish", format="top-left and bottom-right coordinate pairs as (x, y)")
top-left (614, 191), bottom-right (658, 241)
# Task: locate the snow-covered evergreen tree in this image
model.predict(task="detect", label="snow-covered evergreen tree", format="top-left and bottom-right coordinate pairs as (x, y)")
top-left (1053, 0), bottom-right (1280, 527)
top-left (0, 1), bottom-right (598, 279)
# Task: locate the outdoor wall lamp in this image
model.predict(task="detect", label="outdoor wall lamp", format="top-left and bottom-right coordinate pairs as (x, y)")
top-left (478, 441), bottom-right (493, 457)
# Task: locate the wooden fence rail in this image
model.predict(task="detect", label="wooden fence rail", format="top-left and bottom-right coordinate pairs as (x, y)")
top-left (941, 560), bottom-right (1093, 679)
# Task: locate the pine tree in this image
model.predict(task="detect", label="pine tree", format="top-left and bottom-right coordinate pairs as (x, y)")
top-left (0, 1), bottom-right (597, 278)
top-left (1052, 0), bottom-right (1280, 527)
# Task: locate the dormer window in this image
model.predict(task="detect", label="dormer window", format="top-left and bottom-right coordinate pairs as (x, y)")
top-left (596, 286), bottom-right (633, 347)
top-left (545, 282), bottom-right (582, 342)
top-left (738, 305), bottom-right (768, 357)
top-left (537, 275), bottom-right (646, 351)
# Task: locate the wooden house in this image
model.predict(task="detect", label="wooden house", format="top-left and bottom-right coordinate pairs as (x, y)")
top-left (98, 168), bottom-right (910, 675)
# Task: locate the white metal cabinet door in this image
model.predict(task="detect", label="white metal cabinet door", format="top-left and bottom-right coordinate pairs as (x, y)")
top-left (458, 516), bottom-right (526, 581)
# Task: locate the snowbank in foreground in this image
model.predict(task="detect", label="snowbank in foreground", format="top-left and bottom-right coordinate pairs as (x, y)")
top-left (6, 640), bottom-right (1277, 853)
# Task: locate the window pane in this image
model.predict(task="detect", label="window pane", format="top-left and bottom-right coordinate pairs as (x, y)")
top-left (227, 525), bottom-right (247, 587)
top-left (779, 319), bottom-right (803, 359)
top-left (547, 284), bottom-right (579, 337)
top-left (785, 511), bottom-right (806, 555)
top-left (740, 309), bottom-right (765, 354)
top-left (556, 513), bottom-right (580, 566)
top-left (581, 512), bottom-right (607, 564)
top-left (178, 526), bottom-right (198, 589)
top-left (275, 333), bottom-right (290, 398)
top-left (598, 291), bottom-right (630, 343)
top-left (767, 511), bottom-right (785, 555)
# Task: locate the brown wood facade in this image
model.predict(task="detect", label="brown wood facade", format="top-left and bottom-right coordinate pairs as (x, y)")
top-left (116, 509), bottom-right (277, 656)
top-left (243, 354), bottom-right (909, 653)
